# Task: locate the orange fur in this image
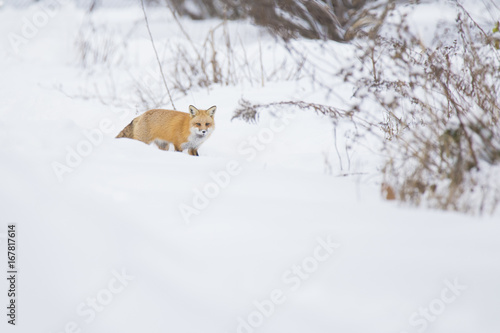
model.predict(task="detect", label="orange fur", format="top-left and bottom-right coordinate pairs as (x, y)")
top-left (116, 105), bottom-right (216, 156)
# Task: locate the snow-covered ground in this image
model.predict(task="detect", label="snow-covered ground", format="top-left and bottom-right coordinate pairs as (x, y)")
top-left (1, 1), bottom-right (499, 333)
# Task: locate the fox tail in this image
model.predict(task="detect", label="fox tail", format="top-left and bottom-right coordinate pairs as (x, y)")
top-left (116, 119), bottom-right (135, 139)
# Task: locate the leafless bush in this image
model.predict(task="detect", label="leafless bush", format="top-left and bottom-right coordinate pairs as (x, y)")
top-left (129, 0), bottom-right (312, 108)
top-left (69, 3), bottom-right (308, 111)
top-left (74, 7), bottom-right (140, 70)
top-left (76, 20), bottom-right (122, 69)
top-left (167, 0), bottom-right (397, 42)
top-left (346, 3), bottom-right (500, 214)
top-left (232, 99), bottom-right (366, 175)
top-left (232, 1), bottom-right (500, 214)
top-left (167, 0), bottom-right (242, 20)
top-left (232, 98), bottom-right (354, 122)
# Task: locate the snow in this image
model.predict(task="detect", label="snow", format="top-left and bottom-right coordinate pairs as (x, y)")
top-left (1, 1), bottom-right (499, 333)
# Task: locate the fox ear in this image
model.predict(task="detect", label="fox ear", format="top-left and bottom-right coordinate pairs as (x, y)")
top-left (207, 106), bottom-right (216, 117)
top-left (188, 105), bottom-right (199, 117)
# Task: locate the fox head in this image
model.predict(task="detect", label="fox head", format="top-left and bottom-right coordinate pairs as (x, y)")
top-left (189, 105), bottom-right (216, 137)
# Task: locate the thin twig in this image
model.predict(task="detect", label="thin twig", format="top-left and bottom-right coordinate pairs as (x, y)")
top-left (140, 0), bottom-right (176, 110)
top-left (333, 127), bottom-right (343, 171)
top-left (259, 37), bottom-right (265, 87)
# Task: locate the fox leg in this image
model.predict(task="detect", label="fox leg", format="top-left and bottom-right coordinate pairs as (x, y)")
top-left (188, 148), bottom-right (199, 156)
top-left (174, 144), bottom-right (183, 152)
top-left (154, 139), bottom-right (169, 151)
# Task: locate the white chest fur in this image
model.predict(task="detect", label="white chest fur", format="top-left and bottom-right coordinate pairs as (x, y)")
top-left (181, 128), bottom-right (211, 150)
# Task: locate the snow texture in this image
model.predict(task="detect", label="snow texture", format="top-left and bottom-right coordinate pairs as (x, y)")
top-left (0, 1), bottom-right (499, 333)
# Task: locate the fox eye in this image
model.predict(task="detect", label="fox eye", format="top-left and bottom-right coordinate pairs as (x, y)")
top-left (196, 123), bottom-right (201, 126)
top-left (205, 123), bottom-right (210, 126)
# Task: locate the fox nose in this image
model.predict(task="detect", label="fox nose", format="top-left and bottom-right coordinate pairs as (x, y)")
top-left (201, 130), bottom-right (207, 134)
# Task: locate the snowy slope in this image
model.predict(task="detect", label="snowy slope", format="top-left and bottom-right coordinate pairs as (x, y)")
top-left (1, 2), bottom-right (499, 333)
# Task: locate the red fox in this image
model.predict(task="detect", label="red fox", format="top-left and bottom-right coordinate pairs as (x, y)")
top-left (116, 105), bottom-right (216, 156)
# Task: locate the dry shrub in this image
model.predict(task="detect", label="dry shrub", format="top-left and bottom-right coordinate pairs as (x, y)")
top-left (75, 19), bottom-right (124, 69)
top-left (69, 3), bottom-right (305, 110)
top-left (232, 99), bottom-right (355, 123)
top-left (167, 0), bottom-right (402, 41)
top-left (232, 99), bottom-right (365, 175)
top-left (233, 1), bottom-right (500, 214)
top-left (349, 3), bottom-right (500, 214)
